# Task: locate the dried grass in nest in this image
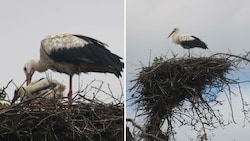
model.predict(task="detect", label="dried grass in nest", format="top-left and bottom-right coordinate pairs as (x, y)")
top-left (0, 99), bottom-right (123, 141)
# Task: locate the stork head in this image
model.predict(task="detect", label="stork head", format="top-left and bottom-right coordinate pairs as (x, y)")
top-left (24, 60), bottom-right (36, 86)
top-left (12, 87), bottom-right (26, 104)
top-left (168, 27), bottom-right (179, 38)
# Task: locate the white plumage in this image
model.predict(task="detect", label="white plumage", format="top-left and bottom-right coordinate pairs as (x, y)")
top-left (42, 33), bottom-right (89, 53)
top-left (168, 27), bottom-right (208, 57)
top-left (11, 78), bottom-right (65, 104)
top-left (24, 33), bottom-right (124, 102)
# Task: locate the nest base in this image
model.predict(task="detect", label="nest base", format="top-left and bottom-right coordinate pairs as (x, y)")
top-left (0, 102), bottom-right (123, 141)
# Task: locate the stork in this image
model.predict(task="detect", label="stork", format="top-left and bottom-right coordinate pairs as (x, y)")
top-left (24, 33), bottom-right (124, 102)
top-left (11, 78), bottom-right (65, 104)
top-left (168, 27), bottom-right (208, 57)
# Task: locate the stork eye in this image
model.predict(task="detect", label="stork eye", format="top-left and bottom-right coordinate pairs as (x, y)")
top-left (24, 67), bottom-right (27, 72)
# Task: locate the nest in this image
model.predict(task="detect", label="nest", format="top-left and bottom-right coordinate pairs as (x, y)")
top-left (0, 100), bottom-right (123, 141)
top-left (132, 57), bottom-right (231, 113)
top-left (130, 53), bottom-right (250, 140)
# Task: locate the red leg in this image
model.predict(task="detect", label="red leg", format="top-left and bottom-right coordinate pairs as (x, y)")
top-left (68, 76), bottom-right (73, 102)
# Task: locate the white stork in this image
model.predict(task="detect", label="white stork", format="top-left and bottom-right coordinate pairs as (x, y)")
top-left (24, 33), bottom-right (124, 102)
top-left (168, 27), bottom-right (208, 57)
top-left (11, 78), bottom-right (65, 104)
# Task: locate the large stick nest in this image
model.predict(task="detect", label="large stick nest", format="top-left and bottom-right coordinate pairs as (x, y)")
top-left (130, 53), bottom-right (250, 140)
top-left (132, 57), bottom-right (231, 114)
top-left (0, 98), bottom-right (123, 141)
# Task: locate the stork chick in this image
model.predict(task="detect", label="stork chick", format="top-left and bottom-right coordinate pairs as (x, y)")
top-left (11, 78), bottom-right (65, 104)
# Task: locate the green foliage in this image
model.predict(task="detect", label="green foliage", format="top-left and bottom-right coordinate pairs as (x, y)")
top-left (152, 56), bottom-right (165, 65)
top-left (0, 103), bottom-right (9, 108)
top-left (0, 89), bottom-right (10, 108)
top-left (0, 89), bottom-right (7, 99)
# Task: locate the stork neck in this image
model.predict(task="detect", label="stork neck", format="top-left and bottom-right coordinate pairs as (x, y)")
top-left (171, 31), bottom-right (178, 38)
top-left (172, 32), bottom-right (180, 44)
top-left (32, 59), bottom-right (48, 72)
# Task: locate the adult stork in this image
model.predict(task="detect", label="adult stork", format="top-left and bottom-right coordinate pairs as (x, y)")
top-left (24, 33), bottom-right (124, 102)
top-left (168, 27), bottom-right (208, 57)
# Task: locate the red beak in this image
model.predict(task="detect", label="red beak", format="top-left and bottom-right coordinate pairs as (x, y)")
top-left (26, 73), bottom-right (32, 86)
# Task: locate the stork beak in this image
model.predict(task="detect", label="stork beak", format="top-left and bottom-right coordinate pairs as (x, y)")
top-left (168, 30), bottom-right (175, 38)
top-left (26, 73), bottom-right (32, 86)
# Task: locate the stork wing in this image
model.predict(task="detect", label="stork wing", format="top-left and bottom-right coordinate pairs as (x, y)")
top-left (179, 35), bottom-right (208, 49)
top-left (43, 35), bottom-right (121, 62)
top-left (25, 78), bottom-right (51, 94)
top-left (41, 34), bottom-right (124, 76)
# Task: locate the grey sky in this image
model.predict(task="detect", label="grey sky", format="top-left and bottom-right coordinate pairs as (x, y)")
top-left (127, 0), bottom-right (250, 73)
top-left (0, 1), bottom-right (124, 102)
top-left (1, 0), bottom-right (250, 140)
top-left (127, 0), bottom-right (250, 140)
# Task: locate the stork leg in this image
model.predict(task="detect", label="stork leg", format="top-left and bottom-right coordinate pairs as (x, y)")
top-left (68, 76), bottom-right (73, 103)
top-left (188, 49), bottom-right (191, 58)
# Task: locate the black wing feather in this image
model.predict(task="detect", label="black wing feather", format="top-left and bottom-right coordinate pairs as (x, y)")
top-left (48, 35), bottom-right (124, 77)
top-left (181, 36), bottom-right (208, 49)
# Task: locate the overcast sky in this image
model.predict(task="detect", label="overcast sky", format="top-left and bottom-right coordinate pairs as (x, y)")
top-left (127, 0), bottom-right (250, 140)
top-left (1, 0), bottom-right (250, 140)
top-left (0, 1), bottom-right (124, 103)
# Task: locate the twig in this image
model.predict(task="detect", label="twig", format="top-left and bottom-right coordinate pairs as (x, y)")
top-left (126, 118), bottom-right (165, 141)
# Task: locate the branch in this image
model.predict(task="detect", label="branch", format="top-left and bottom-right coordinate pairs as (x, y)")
top-left (126, 118), bottom-right (165, 141)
